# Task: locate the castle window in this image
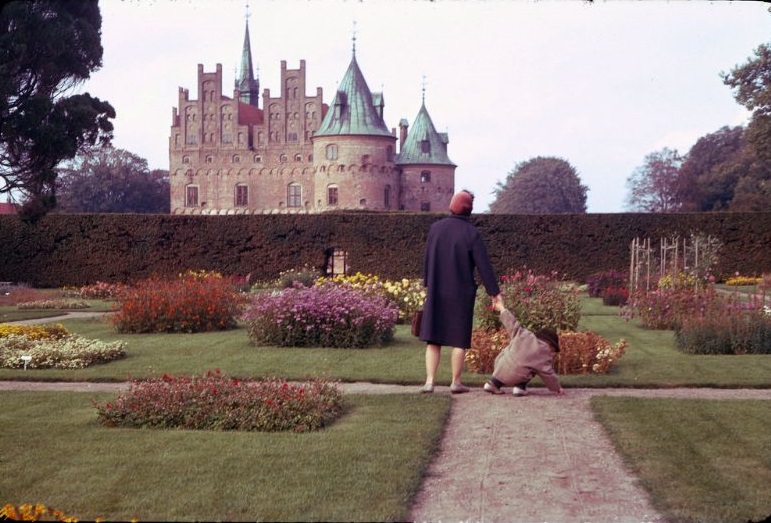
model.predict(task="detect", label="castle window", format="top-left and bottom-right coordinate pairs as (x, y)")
top-left (279, 154), bottom-right (287, 163)
top-left (421, 139), bottom-right (431, 154)
top-left (326, 144), bottom-right (338, 160)
top-left (186, 186), bottom-right (199, 207)
top-left (186, 135), bottom-right (197, 145)
top-left (288, 132), bottom-right (298, 142)
top-left (384, 185), bottom-right (391, 209)
top-left (327, 185), bottom-right (338, 206)
top-left (222, 134), bottom-right (232, 143)
top-left (253, 155), bottom-right (262, 163)
top-left (235, 184), bottom-right (248, 207)
top-left (206, 156), bottom-right (213, 164)
top-left (182, 156), bottom-right (190, 164)
top-left (421, 171), bottom-right (431, 183)
top-left (294, 154), bottom-right (302, 162)
top-left (359, 199), bottom-right (367, 207)
top-left (287, 183), bottom-right (301, 208)
top-left (420, 201), bottom-right (431, 212)
top-left (362, 154), bottom-right (370, 166)
top-left (233, 155), bottom-right (240, 163)
top-left (387, 146), bottom-right (393, 162)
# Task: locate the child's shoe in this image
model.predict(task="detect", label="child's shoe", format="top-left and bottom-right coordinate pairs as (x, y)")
top-left (512, 386), bottom-right (528, 396)
top-left (483, 381), bottom-right (503, 394)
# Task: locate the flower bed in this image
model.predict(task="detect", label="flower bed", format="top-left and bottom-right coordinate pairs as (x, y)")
top-left (244, 282), bottom-right (398, 348)
top-left (94, 370), bottom-right (344, 432)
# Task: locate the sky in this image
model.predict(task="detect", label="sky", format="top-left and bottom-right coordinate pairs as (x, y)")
top-left (78, 0), bottom-right (771, 213)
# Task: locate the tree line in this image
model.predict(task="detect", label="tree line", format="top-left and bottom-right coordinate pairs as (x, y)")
top-left (490, 43), bottom-right (771, 214)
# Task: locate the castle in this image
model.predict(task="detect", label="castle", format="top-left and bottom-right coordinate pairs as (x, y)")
top-left (169, 19), bottom-right (456, 214)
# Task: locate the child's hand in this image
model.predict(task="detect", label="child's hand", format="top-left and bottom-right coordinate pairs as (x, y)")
top-left (491, 294), bottom-right (505, 312)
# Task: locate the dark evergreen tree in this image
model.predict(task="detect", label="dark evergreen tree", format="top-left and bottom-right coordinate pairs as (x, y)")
top-left (0, 0), bottom-right (115, 220)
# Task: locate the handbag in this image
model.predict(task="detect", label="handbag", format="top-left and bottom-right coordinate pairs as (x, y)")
top-left (411, 310), bottom-right (423, 337)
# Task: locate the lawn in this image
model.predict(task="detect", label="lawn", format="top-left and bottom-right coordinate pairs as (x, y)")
top-left (0, 391), bottom-right (450, 522)
top-left (2, 293), bottom-right (770, 522)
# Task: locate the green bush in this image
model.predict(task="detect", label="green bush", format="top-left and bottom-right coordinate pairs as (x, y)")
top-left (475, 269), bottom-right (581, 332)
top-left (675, 307), bottom-right (771, 354)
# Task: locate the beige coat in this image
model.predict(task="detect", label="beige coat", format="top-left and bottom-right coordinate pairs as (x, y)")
top-left (492, 310), bottom-right (561, 392)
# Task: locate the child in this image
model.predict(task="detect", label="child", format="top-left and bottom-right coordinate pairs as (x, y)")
top-left (483, 298), bottom-right (564, 396)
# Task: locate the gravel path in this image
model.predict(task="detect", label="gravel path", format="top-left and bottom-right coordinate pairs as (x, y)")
top-left (3, 380), bottom-right (770, 522)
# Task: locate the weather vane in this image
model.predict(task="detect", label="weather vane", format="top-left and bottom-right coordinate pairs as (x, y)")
top-left (352, 21), bottom-right (357, 56)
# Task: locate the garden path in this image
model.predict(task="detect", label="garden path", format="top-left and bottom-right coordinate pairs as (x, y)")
top-left (2, 379), bottom-right (771, 522)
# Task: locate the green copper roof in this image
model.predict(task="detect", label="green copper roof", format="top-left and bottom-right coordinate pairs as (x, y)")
top-left (396, 102), bottom-right (455, 166)
top-left (315, 55), bottom-right (393, 138)
top-left (235, 20), bottom-right (259, 106)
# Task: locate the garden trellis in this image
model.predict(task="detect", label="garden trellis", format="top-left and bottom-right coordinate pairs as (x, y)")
top-left (629, 234), bottom-right (722, 292)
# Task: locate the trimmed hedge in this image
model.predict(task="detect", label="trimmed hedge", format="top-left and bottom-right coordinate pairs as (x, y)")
top-left (1, 212), bottom-right (769, 287)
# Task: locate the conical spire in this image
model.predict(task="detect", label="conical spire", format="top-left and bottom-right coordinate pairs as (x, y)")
top-left (315, 46), bottom-right (392, 137)
top-left (396, 97), bottom-right (455, 166)
top-left (235, 11), bottom-right (259, 107)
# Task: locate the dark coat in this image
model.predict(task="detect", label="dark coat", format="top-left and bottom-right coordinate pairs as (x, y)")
top-left (419, 215), bottom-right (500, 348)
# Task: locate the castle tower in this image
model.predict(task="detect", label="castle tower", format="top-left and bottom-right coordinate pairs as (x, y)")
top-left (235, 15), bottom-right (259, 107)
top-left (396, 91), bottom-right (456, 212)
top-left (312, 40), bottom-right (398, 211)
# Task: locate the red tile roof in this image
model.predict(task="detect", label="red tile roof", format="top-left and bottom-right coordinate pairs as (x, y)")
top-left (0, 201), bottom-right (18, 214)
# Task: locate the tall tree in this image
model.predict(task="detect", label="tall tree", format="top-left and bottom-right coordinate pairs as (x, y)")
top-left (722, 42), bottom-right (771, 164)
top-left (676, 126), bottom-right (748, 212)
top-left (625, 148), bottom-right (683, 212)
top-left (489, 157), bottom-right (588, 214)
top-left (0, 0), bottom-right (115, 220)
top-left (56, 146), bottom-right (169, 213)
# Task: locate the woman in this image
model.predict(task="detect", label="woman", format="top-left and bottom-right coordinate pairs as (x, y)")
top-left (419, 190), bottom-right (501, 393)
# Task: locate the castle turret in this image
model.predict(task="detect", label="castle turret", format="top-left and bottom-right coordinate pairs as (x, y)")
top-left (312, 42), bottom-right (398, 211)
top-left (396, 97), bottom-right (456, 211)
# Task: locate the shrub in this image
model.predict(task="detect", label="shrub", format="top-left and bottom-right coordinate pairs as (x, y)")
top-left (111, 273), bottom-right (242, 333)
top-left (94, 370), bottom-right (344, 432)
top-left (675, 306), bottom-right (771, 355)
top-left (0, 323), bottom-right (69, 340)
top-left (380, 278), bottom-right (425, 323)
top-left (243, 283), bottom-right (398, 348)
top-left (275, 265), bottom-right (322, 289)
top-left (761, 273), bottom-right (771, 291)
top-left (601, 286), bottom-right (629, 307)
top-left (16, 299), bottom-right (90, 310)
top-left (0, 334), bottom-right (126, 369)
top-left (466, 328), bottom-right (508, 373)
top-left (657, 271), bottom-right (701, 291)
top-left (78, 281), bottom-right (125, 299)
top-left (467, 328), bottom-right (626, 375)
top-left (623, 285), bottom-right (720, 330)
top-left (1, 503), bottom-right (84, 522)
top-left (586, 269), bottom-right (628, 298)
top-left (319, 272), bottom-right (424, 323)
top-left (724, 274), bottom-right (762, 287)
top-left (555, 331), bottom-right (627, 374)
top-left (475, 270), bottom-right (581, 332)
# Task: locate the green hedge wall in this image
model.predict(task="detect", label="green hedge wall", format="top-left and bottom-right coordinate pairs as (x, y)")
top-left (1, 212), bottom-right (769, 288)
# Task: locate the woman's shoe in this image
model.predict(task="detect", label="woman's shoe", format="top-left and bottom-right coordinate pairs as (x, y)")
top-left (421, 383), bottom-right (434, 393)
top-left (450, 383), bottom-right (470, 394)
